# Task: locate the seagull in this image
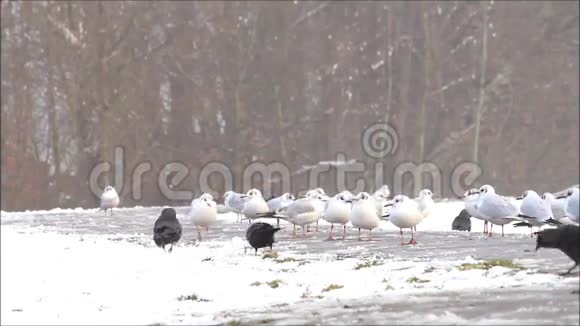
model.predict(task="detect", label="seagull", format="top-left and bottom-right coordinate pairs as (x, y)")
top-left (350, 192), bottom-right (381, 240)
top-left (322, 191), bottom-right (352, 240)
top-left (99, 186), bottom-right (120, 216)
top-left (241, 188), bottom-right (270, 222)
top-left (516, 190), bottom-right (561, 237)
top-left (255, 197), bottom-right (322, 237)
top-left (305, 188), bottom-right (328, 231)
top-left (224, 190), bottom-right (249, 223)
top-left (477, 185), bottom-right (520, 237)
top-left (559, 187), bottom-right (579, 223)
top-left (459, 188), bottom-right (491, 235)
top-left (372, 185), bottom-right (392, 220)
top-left (189, 193), bottom-right (217, 241)
top-left (267, 193), bottom-right (296, 227)
top-left (410, 189), bottom-right (435, 232)
top-left (385, 195), bottom-right (424, 245)
top-left (153, 208), bottom-right (182, 253)
top-left (535, 224), bottom-right (580, 274)
top-left (373, 185), bottom-right (391, 199)
top-left (542, 192), bottom-right (578, 225)
top-left (246, 222), bottom-right (281, 255)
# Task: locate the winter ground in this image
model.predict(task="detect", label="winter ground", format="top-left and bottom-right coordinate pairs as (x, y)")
top-left (1, 201), bottom-right (579, 325)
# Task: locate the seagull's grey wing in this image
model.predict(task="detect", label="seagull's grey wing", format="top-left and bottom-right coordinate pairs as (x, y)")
top-left (285, 200), bottom-right (317, 217)
top-left (267, 197), bottom-right (281, 211)
top-left (566, 195), bottom-right (579, 220)
top-left (521, 198), bottom-right (552, 220)
top-left (229, 195), bottom-right (248, 212)
top-left (480, 195), bottom-right (519, 218)
top-left (551, 204), bottom-right (567, 220)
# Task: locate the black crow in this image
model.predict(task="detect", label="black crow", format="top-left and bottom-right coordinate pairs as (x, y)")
top-left (153, 208), bottom-right (182, 253)
top-left (452, 209), bottom-right (472, 232)
top-left (535, 225), bottom-right (580, 274)
top-left (246, 222), bottom-right (281, 254)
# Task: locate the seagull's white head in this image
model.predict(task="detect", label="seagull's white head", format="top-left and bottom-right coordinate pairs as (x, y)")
top-left (247, 188), bottom-right (263, 198)
top-left (197, 193), bottom-right (216, 208)
top-left (478, 185), bottom-right (495, 195)
top-left (418, 189), bottom-right (433, 199)
top-left (460, 188), bottom-right (479, 200)
top-left (355, 192), bottom-right (371, 202)
top-left (541, 192), bottom-right (554, 201)
top-left (223, 190), bottom-right (234, 199)
top-left (200, 193), bottom-right (214, 201)
top-left (374, 185), bottom-right (391, 198)
top-left (103, 186), bottom-right (114, 193)
top-left (315, 187), bottom-right (326, 196)
top-left (283, 193), bottom-right (295, 201)
top-left (520, 190), bottom-right (540, 200)
top-left (392, 194), bottom-right (410, 206)
top-left (335, 191), bottom-right (352, 203)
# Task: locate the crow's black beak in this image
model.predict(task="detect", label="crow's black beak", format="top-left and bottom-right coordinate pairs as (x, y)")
top-left (384, 203), bottom-right (393, 208)
top-left (516, 196), bottom-right (524, 200)
top-left (555, 195), bottom-right (567, 199)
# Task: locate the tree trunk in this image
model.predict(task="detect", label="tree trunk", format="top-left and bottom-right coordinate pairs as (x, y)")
top-left (473, 1), bottom-right (489, 164)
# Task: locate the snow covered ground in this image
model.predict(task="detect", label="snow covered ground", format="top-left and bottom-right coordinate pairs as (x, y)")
top-left (1, 201), bottom-right (579, 325)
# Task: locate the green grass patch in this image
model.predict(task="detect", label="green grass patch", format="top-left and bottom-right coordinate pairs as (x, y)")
top-left (225, 320), bottom-right (242, 326)
top-left (406, 277), bottom-right (430, 284)
top-left (457, 259), bottom-right (526, 271)
top-left (250, 281), bottom-right (261, 286)
top-left (321, 284), bottom-right (344, 292)
top-left (354, 259), bottom-right (383, 270)
top-left (424, 266), bottom-right (436, 273)
top-left (266, 279), bottom-right (282, 288)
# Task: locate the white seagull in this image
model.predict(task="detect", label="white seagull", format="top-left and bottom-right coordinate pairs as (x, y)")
top-left (100, 186), bottom-right (120, 216)
top-left (223, 190), bottom-right (249, 223)
top-left (560, 187), bottom-right (579, 223)
top-left (189, 193), bottom-right (218, 241)
top-left (459, 188), bottom-right (491, 235)
top-left (386, 195), bottom-right (425, 245)
top-left (372, 185), bottom-right (392, 220)
top-left (413, 189), bottom-right (435, 231)
top-left (477, 185), bottom-right (520, 237)
top-left (543, 192), bottom-right (578, 225)
top-left (256, 197), bottom-right (323, 237)
top-left (517, 190), bottom-right (560, 237)
top-left (267, 193), bottom-right (296, 227)
top-left (241, 188), bottom-right (270, 222)
top-left (350, 192), bottom-right (381, 240)
top-left (323, 191), bottom-right (352, 240)
top-left (305, 188), bottom-right (328, 231)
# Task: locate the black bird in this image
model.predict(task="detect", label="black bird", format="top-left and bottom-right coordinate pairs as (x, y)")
top-left (452, 209), bottom-right (472, 232)
top-left (153, 208), bottom-right (182, 253)
top-left (535, 225), bottom-right (580, 274)
top-left (246, 222), bottom-right (281, 254)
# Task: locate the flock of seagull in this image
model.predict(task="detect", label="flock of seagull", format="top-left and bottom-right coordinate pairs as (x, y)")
top-left (99, 184), bottom-right (579, 243)
top-left (97, 183), bottom-right (580, 273)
